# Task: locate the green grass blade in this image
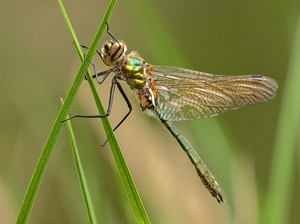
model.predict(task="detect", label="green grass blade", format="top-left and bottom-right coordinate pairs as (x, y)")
top-left (16, 2), bottom-right (116, 223)
top-left (59, 1), bottom-right (150, 223)
top-left (261, 14), bottom-right (300, 224)
top-left (62, 99), bottom-right (97, 224)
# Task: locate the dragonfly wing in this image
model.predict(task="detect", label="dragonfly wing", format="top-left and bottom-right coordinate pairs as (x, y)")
top-left (151, 65), bottom-right (278, 121)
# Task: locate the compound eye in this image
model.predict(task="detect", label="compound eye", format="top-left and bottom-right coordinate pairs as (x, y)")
top-left (101, 40), bottom-right (126, 66)
top-left (101, 40), bottom-right (127, 65)
top-left (102, 41), bottom-right (114, 54)
top-left (110, 42), bottom-right (123, 57)
top-left (104, 42), bottom-right (111, 52)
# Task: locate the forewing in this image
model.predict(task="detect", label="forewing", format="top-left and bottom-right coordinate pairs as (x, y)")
top-left (151, 66), bottom-right (278, 121)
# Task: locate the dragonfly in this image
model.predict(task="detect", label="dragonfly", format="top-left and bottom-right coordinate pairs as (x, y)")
top-left (72, 23), bottom-right (278, 203)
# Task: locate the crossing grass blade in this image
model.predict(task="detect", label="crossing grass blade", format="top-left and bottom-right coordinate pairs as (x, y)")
top-left (62, 98), bottom-right (98, 224)
top-left (59, 1), bottom-right (150, 223)
top-left (16, 1), bottom-right (127, 223)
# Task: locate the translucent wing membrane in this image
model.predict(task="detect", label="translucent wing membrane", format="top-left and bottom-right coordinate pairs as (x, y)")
top-left (76, 34), bottom-right (279, 203)
top-left (151, 66), bottom-right (278, 121)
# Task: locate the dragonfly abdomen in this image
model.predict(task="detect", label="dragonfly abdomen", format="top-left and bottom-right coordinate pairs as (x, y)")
top-left (159, 117), bottom-right (224, 203)
top-left (193, 158), bottom-right (224, 203)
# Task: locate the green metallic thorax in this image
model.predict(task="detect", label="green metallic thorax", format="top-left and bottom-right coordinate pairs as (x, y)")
top-left (121, 52), bottom-right (148, 89)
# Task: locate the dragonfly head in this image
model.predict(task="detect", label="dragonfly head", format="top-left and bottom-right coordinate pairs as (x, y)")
top-left (101, 40), bottom-right (127, 66)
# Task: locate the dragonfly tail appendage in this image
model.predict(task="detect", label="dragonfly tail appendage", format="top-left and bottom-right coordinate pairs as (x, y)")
top-left (193, 158), bottom-right (224, 203)
top-left (159, 118), bottom-right (224, 203)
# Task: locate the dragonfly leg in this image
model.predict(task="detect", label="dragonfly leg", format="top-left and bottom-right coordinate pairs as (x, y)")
top-left (81, 44), bottom-right (109, 67)
top-left (111, 77), bottom-right (132, 131)
top-left (79, 43), bottom-right (115, 84)
top-left (63, 76), bottom-right (132, 132)
top-left (63, 76), bottom-right (116, 121)
top-left (79, 44), bottom-right (116, 83)
top-left (90, 68), bottom-right (113, 84)
top-left (100, 78), bottom-right (133, 146)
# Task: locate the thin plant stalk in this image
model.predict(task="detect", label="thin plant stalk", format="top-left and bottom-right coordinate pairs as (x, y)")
top-left (62, 98), bottom-right (97, 224)
top-left (58, 0), bottom-right (150, 223)
top-left (16, 1), bottom-right (117, 223)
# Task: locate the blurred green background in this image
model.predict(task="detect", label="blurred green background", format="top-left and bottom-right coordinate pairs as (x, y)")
top-left (1, 0), bottom-right (300, 223)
